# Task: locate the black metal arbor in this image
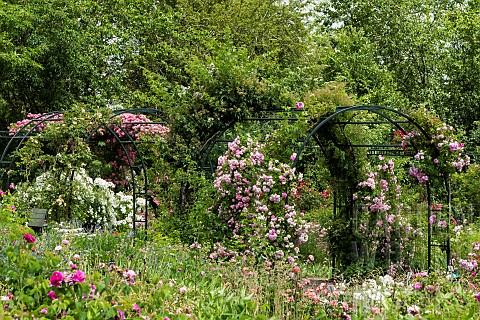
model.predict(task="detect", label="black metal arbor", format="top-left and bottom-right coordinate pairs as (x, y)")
top-left (200, 105), bottom-right (451, 273)
top-left (0, 108), bottom-right (168, 232)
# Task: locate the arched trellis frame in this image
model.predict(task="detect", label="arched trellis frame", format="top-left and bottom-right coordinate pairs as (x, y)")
top-left (200, 105), bottom-right (450, 273)
top-left (0, 108), bottom-right (168, 233)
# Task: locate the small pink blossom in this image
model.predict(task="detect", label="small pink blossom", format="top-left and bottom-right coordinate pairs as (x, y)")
top-left (117, 309), bottom-right (125, 320)
top-left (40, 308), bottom-right (48, 314)
top-left (23, 233), bottom-right (36, 243)
top-left (132, 303), bottom-right (141, 314)
top-left (47, 291), bottom-right (58, 300)
top-left (295, 102), bottom-right (304, 110)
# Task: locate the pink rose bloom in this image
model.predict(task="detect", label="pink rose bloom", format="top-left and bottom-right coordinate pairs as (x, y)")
top-left (47, 291), bottom-right (58, 300)
top-left (50, 271), bottom-right (64, 287)
top-left (413, 282), bottom-right (422, 290)
top-left (72, 270), bottom-right (86, 283)
top-left (117, 309), bottom-right (125, 320)
top-left (133, 303), bottom-right (141, 314)
top-left (23, 233), bottom-right (36, 243)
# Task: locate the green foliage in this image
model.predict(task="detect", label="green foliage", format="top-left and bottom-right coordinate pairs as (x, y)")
top-left (315, 0), bottom-right (480, 132)
top-left (0, 189), bottom-right (31, 239)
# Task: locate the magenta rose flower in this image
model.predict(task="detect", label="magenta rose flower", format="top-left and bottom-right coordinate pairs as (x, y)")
top-left (47, 291), bottom-right (58, 300)
top-left (23, 233), bottom-right (36, 243)
top-left (50, 271), bottom-right (64, 287)
top-left (72, 270), bottom-right (86, 283)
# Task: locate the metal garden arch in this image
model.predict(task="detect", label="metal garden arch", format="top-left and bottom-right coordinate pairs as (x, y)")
top-left (0, 108), bottom-right (168, 232)
top-left (201, 105), bottom-right (451, 273)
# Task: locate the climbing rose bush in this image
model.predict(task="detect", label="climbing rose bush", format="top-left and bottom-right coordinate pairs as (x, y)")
top-left (9, 113), bottom-right (64, 135)
top-left (212, 136), bottom-right (309, 262)
top-left (355, 156), bottom-right (423, 269)
top-left (395, 123), bottom-right (470, 183)
top-left (95, 113), bottom-right (170, 186)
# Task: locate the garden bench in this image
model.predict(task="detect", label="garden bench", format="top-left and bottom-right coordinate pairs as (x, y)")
top-left (28, 208), bottom-right (48, 233)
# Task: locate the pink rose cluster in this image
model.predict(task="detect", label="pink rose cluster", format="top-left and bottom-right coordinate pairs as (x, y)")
top-left (213, 136), bottom-right (309, 261)
top-left (111, 113), bottom-right (170, 141)
top-left (356, 157), bottom-right (423, 265)
top-left (49, 270), bottom-right (86, 287)
top-left (9, 113), bottom-right (63, 135)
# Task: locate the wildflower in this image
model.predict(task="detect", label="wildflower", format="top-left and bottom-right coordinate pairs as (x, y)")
top-left (407, 305), bottom-right (420, 317)
top-left (40, 308), bottom-right (48, 314)
top-left (73, 254), bottom-right (81, 260)
top-left (124, 269), bottom-right (136, 284)
top-left (290, 153), bottom-right (297, 161)
top-left (50, 271), bottom-right (64, 287)
top-left (23, 233), bottom-right (36, 243)
top-left (62, 239), bottom-right (70, 245)
top-left (55, 245), bottom-right (63, 251)
top-left (179, 286), bottom-right (188, 294)
top-left (292, 265), bottom-right (300, 273)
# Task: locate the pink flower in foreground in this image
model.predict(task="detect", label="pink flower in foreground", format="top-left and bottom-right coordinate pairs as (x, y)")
top-left (290, 153), bottom-right (297, 161)
top-left (50, 271), bottom-right (64, 287)
top-left (295, 102), bottom-right (304, 110)
top-left (133, 303), bottom-right (141, 314)
top-left (40, 308), bottom-right (48, 314)
top-left (413, 282), bottom-right (422, 290)
top-left (117, 309), bottom-right (125, 320)
top-left (23, 233), bottom-right (36, 243)
top-left (47, 291), bottom-right (58, 300)
top-left (72, 270), bottom-right (86, 283)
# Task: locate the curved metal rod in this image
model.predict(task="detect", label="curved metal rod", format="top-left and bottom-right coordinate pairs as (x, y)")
top-left (293, 105), bottom-right (435, 168)
top-left (199, 121), bottom-right (235, 173)
top-left (294, 105), bottom-right (440, 271)
top-left (1, 111), bottom-right (63, 162)
top-left (1, 111), bottom-right (65, 186)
